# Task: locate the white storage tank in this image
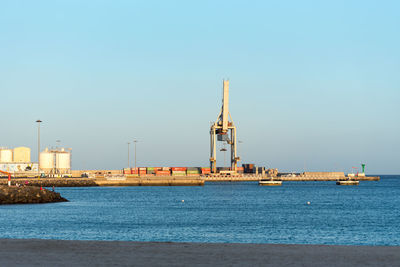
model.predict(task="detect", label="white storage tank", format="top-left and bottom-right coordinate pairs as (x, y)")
top-left (55, 150), bottom-right (71, 173)
top-left (13, 146), bottom-right (31, 163)
top-left (0, 148), bottom-right (13, 163)
top-left (39, 148), bottom-right (55, 173)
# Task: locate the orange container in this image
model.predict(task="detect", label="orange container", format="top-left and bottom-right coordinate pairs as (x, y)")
top-left (172, 167), bottom-right (187, 171)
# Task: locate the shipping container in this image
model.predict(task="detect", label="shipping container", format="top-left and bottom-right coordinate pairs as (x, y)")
top-left (155, 170), bottom-right (170, 176)
top-left (171, 167), bottom-right (187, 171)
top-left (172, 171), bottom-right (186, 176)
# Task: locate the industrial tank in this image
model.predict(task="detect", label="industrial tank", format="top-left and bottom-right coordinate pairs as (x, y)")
top-left (13, 147), bottom-right (31, 162)
top-left (39, 148), bottom-right (55, 173)
top-left (55, 149), bottom-right (71, 173)
top-left (0, 148), bottom-right (13, 163)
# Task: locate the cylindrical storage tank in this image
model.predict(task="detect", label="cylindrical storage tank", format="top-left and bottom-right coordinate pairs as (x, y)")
top-left (39, 149), bottom-right (55, 173)
top-left (55, 152), bottom-right (71, 173)
top-left (0, 149), bottom-right (13, 163)
top-left (13, 147), bottom-right (31, 163)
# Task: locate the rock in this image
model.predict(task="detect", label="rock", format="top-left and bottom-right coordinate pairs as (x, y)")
top-left (0, 186), bottom-right (68, 205)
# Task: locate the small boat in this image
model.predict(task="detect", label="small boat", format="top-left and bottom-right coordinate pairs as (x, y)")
top-left (336, 180), bottom-right (359, 186)
top-left (259, 180), bottom-right (282, 186)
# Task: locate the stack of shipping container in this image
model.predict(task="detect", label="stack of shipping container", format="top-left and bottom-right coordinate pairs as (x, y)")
top-left (155, 167), bottom-right (170, 176)
top-left (201, 167), bottom-right (211, 175)
top-left (186, 167), bottom-right (200, 176)
top-left (242, 164), bottom-right (255, 173)
top-left (171, 167), bottom-right (186, 176)
top-left (123, 166), bottom-right (247, 176)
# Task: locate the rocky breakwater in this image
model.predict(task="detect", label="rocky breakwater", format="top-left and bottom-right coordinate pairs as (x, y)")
top-left (0, 186), bottom-right (68, 205)
top-left (0, 178), bottom-right (98, 187)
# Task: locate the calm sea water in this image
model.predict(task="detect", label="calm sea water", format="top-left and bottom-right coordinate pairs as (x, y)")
top-left (0, 175), bottom-right (399, 245)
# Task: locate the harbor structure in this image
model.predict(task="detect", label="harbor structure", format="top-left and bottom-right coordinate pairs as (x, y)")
top-left (39, 147), bottom-right (71, 176)
top-left (0, 146), bottom-right (39, 175)
top-left (210, 80), bottom-right (240, 173)
top-left (0, 148), bottom-right (13, 163)
top-left (12, 147), bottom-right (31, 163)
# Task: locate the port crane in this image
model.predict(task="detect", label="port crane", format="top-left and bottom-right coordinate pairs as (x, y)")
top-left (210, 80), bottom-right (240, 173)
top-left (0, 170), bottom-right (12, 186)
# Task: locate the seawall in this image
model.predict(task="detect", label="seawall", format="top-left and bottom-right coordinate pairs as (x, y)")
top-left (0, 177), bottom-right (204, 187)
top-left (0, 175), bottom-right (379, 187)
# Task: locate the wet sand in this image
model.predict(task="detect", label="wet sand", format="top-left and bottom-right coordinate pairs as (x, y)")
top-left (0, 239), bottom-right (398, 266)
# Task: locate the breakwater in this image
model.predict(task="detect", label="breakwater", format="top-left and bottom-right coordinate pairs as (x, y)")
top-left (0, 177), bottom-right (204, 187)
top-left (0, 175), bottom-right (379, 187)
top-left (0, 178), bottom-right (98, 187)
top-left (204, 175), bottom-right (380, 182)
top-left (96, 177), bottom-right (204, 186)
top-left (0, 186), bottom-right (68, 204)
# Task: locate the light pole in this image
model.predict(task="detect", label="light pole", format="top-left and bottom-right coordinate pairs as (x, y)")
top-left (36, 120), bottom-right (42, 178)
top-left (127, 142), bottom-right (131, 168)
top-left (133, 139), bottom-right (138, 169)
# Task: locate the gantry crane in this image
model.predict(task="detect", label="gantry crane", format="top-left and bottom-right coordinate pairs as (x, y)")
top-left (210, 80), bottom-right (240, 173)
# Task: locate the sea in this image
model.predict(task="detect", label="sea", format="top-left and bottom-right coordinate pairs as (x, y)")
top-left (0, 175), bottom-right (399, 246)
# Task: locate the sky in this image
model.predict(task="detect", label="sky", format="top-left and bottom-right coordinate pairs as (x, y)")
top-left (1, 0), bottom-right (399, 174)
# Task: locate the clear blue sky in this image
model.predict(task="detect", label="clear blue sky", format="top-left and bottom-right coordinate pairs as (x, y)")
top-left (1, 0), bottom-right (399, 174)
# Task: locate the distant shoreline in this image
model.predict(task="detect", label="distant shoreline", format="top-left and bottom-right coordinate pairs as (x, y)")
top-left (0, 239), bottom-right (398, 266)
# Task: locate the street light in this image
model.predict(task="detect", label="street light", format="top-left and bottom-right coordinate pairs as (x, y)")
top-left (133, 139), bottom-right (138, 169)
top-left (36, 120), bottom-right (42, 178)
top-left (127, 142), bottom-right (131, 168)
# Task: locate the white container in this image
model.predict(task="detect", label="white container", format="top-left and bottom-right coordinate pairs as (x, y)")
top-left (39, 149), bottom-right (55, 171)
top-left (13, 147), bottom-right (31, 163)
top-left (0, 149), bottom-right (13, 163)
top-left (55, 151), bottom-right (71, 172)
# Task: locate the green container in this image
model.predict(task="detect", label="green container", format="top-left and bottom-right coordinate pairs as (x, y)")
top-left (172, 171), bottom-right (186, 176)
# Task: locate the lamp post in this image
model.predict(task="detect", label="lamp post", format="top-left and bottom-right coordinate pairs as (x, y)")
top-left (133, 139), bottom-right (138, 169)
top-left (127, 142), bottom-right (131, 168)
top-left (36, 120), bottom-right (42, 178)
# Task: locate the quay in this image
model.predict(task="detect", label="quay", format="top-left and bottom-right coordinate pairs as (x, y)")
top-left (0, 174), bottom-right (379, 187)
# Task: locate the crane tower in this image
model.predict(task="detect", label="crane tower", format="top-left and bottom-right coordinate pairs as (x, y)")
top-left (210, 80), bottom-right (240, 173)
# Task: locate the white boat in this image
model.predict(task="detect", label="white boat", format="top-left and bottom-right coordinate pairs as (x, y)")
top-left (259, 180), bottom-right (282, 186)
top-left (336, 180), bottom-right (359, 185)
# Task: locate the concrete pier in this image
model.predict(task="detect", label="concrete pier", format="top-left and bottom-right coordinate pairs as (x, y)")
top-left (0, 174), bottom-right (379, 187)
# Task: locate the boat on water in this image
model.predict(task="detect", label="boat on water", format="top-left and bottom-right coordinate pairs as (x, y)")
top-left (259, 179), bottom-right (282, 186)
top-left (336, 180), bottom-right (359, 186)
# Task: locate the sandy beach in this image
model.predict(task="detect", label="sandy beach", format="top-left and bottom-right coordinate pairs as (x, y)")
top-left (0, 239), bottom-right (399, 266)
